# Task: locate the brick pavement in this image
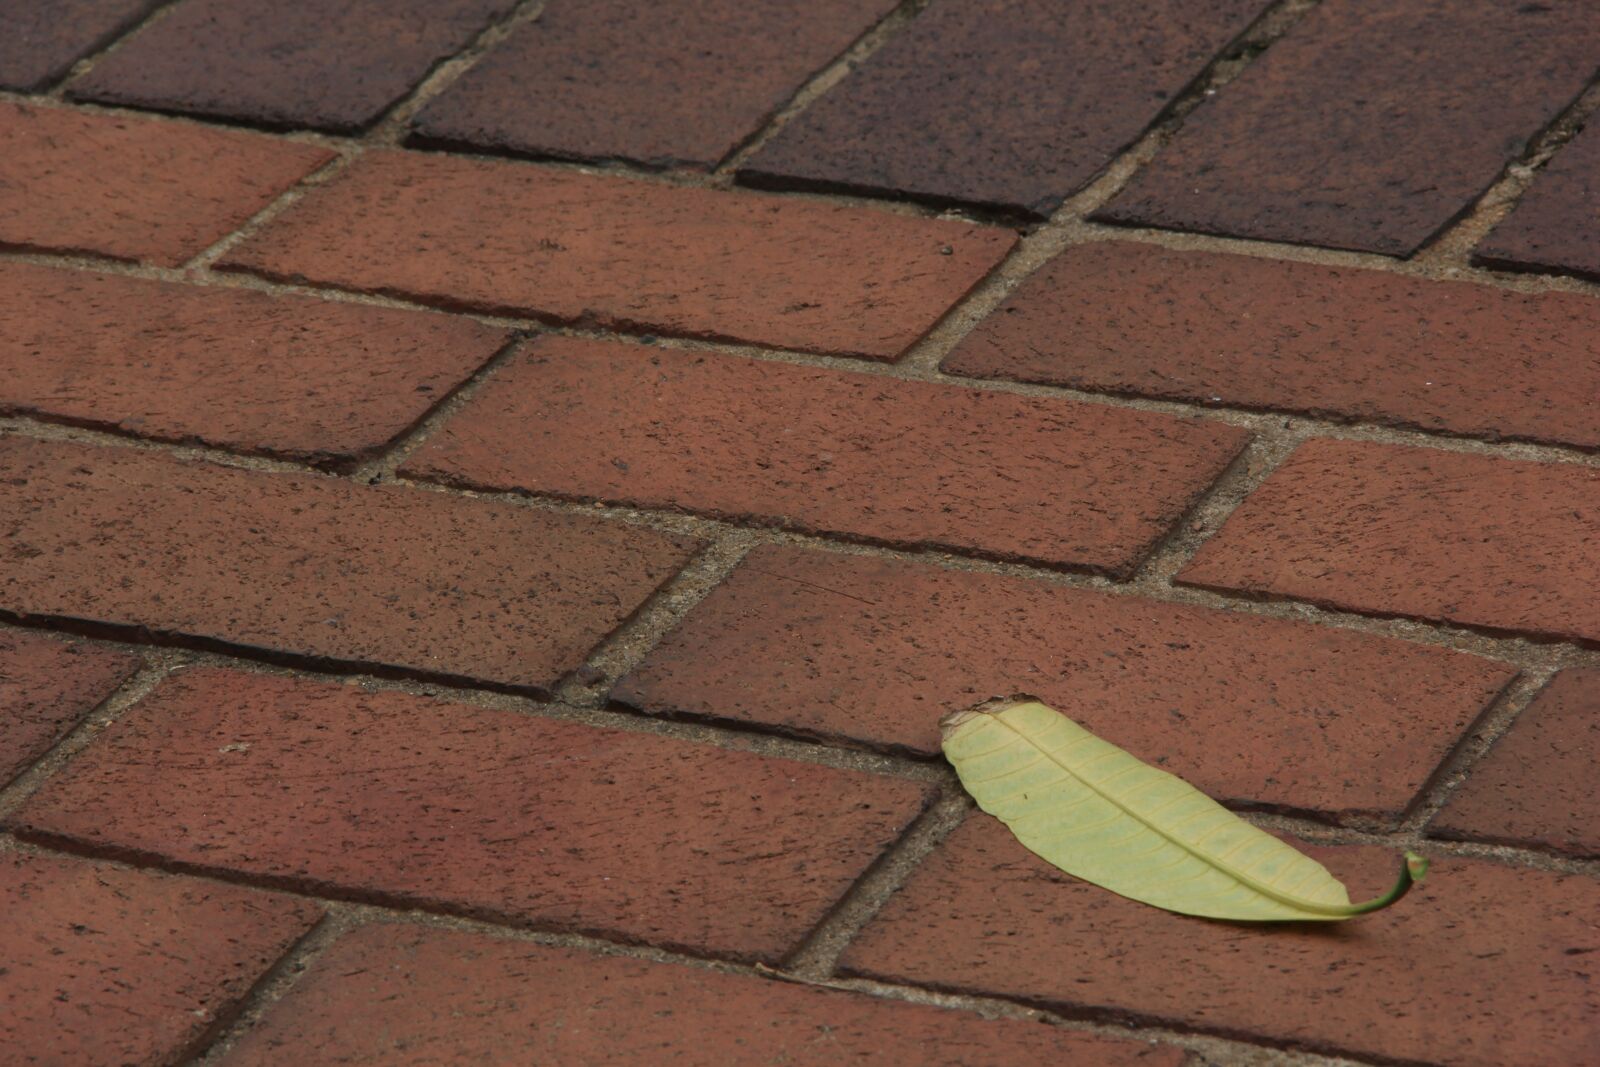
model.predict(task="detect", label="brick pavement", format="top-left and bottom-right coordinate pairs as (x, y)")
top-left (1, 2), bottom-right (1596, 1064)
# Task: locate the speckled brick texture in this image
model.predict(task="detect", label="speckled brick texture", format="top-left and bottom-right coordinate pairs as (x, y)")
top-left (0, 629), bottom-right (140, 784)
top-left (741, 0), bottom-right (1267, 216)
top-left (1476, 120), bottom-right (1600, 282)
top-left (10, 668), bottom-right (934, 961)
top-left (1429, 670), bottom-right (1600, 858)
top-left (412, 0), bottom-right (897, 168)
top-left (70, 0), bottom-right (516, 132)
top-left (218, 150), bottom-right (1016, 359)
top-left (841, 818), bottom-right (1600, 1067)
top-left (0, 100), bottom-right (333, 265)
top-left (0, 437), bottom-right (698, 692)
top-left (944, 241), bottom-right (1600, 450)
top-left (1098, 0), bottom-right (1600, 255)
top-left (617, 545), bottom-right (1511, 821)
top-left (401, 336), bottom-right (1249, 575)
top-left (0, 0), bottom-right (157, 90)
top-left (0, 261), bottom-right (510, 468)
top-left (1, 851), bottom-right (321, 1067)
top-left (1180, 439), bottom-right (1600, 644)
top-left (223, 923), bottom-right (1183, 1066)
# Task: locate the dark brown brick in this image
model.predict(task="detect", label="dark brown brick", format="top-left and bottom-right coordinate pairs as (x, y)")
top-left (944, 241), bottom-right (1600, 450)
top-left (1097, 0), bottom-right (1600, 255)
top-left (740, 0), bottom-right (1267, 217)
top-left (1180, 439), bottom-right (1600, 644)
top-left (842, 818), bottom-right (1600, 1067)
top-left (1, 850), bottom-right (320, 1066)
top-left (0, 262), bottom-right (510, 467)
top-left (218, 149), bottom-right (1016, 360)
top-left (617, 545), bottom-right (1511, 821)
top-left (0, 629), bottom-right (140, 784)
top-left (70, 0), bottom-right (515, 132)
top-left (0, 0), bottom-right (156, 90)
top-left (0, 100), bottom-right (333, 266)
top-left (11, 668), bottom-right (934, 961)
top-left (1430, 669), bottom-right (1600, 858)
top-left (0, 437), bottom-right (697, 692)
top-left (412, 0), bottom-right (896, 168)
top-left (223, 923), bottom-right (1182, 1066)
top-left (401, 337), bottom-right (1249, 576)
top-left (1475, 120), bottom-right (1600, 281)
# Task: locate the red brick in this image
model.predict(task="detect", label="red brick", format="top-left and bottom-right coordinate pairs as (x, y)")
top-left (218, 150), bottom-right (1016, 360)
top-left (412, 0), bottom-right (897, 169)
top-left (1097, 0), bottom-right (1600, 255)
top-left (944, 241), bottom-right (1600, 451)
top-left (0, 101), bottom-right (333, 266)
top-left (742, 0), bottom-right (1266, 217)
top-left (617, 545), bottom-right (1511, 821)
top-left (401, 337), bottom-right (1248, 576)
top-left (10, 668), bottom-right (934, 961)
top-left (1180, 439), bottom-right (1600, 644)
top-left (70, 0), bottom-right (516, 133)
top-left (0, 262), bottom-right (509, 467)
top-left (1429, 669), bottom-right (1600, 858)
top-left (223, 923), bottom-right (1182, 1066)
top-left (0, 0), bottom-right (156, 90)
top-left (1, 850), bottom-right (320, 1066)
top-left (1475, 120), bottom-right (1600, 282)
top-left (0, 437), bottom-right (696, 692)
top-left (842, 818), bottom-right (1600, 1067)
top-left (1, 629), bottom-right (140, 784)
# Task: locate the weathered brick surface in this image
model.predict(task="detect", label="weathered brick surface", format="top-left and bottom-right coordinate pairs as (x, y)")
top-left (741, 0), bottom-right (1266, 217)
top-left (0, 101), bottom-right (332, 266)
top-left (944, 241), bottom-right (1600, 450)
top-left (842, 818), bottom-right (1600, 1067)
top-left (219, 150), bottom-right (1016, 359)
top-left (412, 0), bottom-right (896, 168)
top-left (1475, 121), bottom-right (1600, 281)
top-left (1430, 669), bottom-right (1600, 857)
top-left (11, 668), bottom-right (934, 961)
top-left (0, 0), bottom-right (156, 90)
top-left (401, 338), bottom-right (1249, 575)
top-left (0, 437), bottom-right (697, 692)
top-left (617, 545), bottom-right (1511, 820)
top-left (224, 923), bottom-right (1182, 1066)
top-left (0, 262), bottom-right (510, 467)
top-left (0, 629), bottom-right (140, 784)
top-left (1097, 0), bottom-right (1600, 255)
top-left (1180, 439), bottom-right (1600, 644)
top-left (2, 850), bottom-right (320, 1066)
top-left (70, 0), bottom-right (515, 132)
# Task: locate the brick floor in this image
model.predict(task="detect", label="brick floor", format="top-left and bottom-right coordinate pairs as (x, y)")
top-left (4, 4), bottom-right (1596, 1063)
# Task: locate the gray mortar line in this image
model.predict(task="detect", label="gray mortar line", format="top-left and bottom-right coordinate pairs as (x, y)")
top-left (44, 0), bottom-right (191, 97)
top-left (181, 147), bottom-right (362, 272)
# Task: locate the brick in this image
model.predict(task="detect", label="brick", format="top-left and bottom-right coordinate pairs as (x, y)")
top-left (0, 0), bottom-right (156, 90)
top-left (618, 545), bottom-right (1511, 821)
top-left (218, 150), bottom-right (1016, 360)
top-left (2, 850), bottom-right (320, 1066)
top-left (843, 819), bottom-right (1599, 1067)
top-left (1429, 670), bottom-right (1600, 858)
top-left (1180, 439), bottom-right (1600, 644)
top-left (0, 101), bottom-right (332, 266)
top-left (0, 437), bottom-right (696, 692)
top-left (69, 0), bottom-right (515, 132)
top-left (11, 668), bottom-right (934, 961)
top-left (1097, 0), bottom-right (1600, 255)
top-left (0, 262), bottom-right (510, 468)
top-left (411, 0), bottom-right (896, 169)
top-left (223, 923), bottom-right (1181, 1066)
top-left (740, 0), bottom-right (1266, 217)
top-left (402, 338), bottom-right (1249, 576)
top-left (944, 241), bottom-right (1600, 451)
top-left (1, 629), bottom-right (140, 784)
top-left (1475, 121), bottom-right (1600, 282)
